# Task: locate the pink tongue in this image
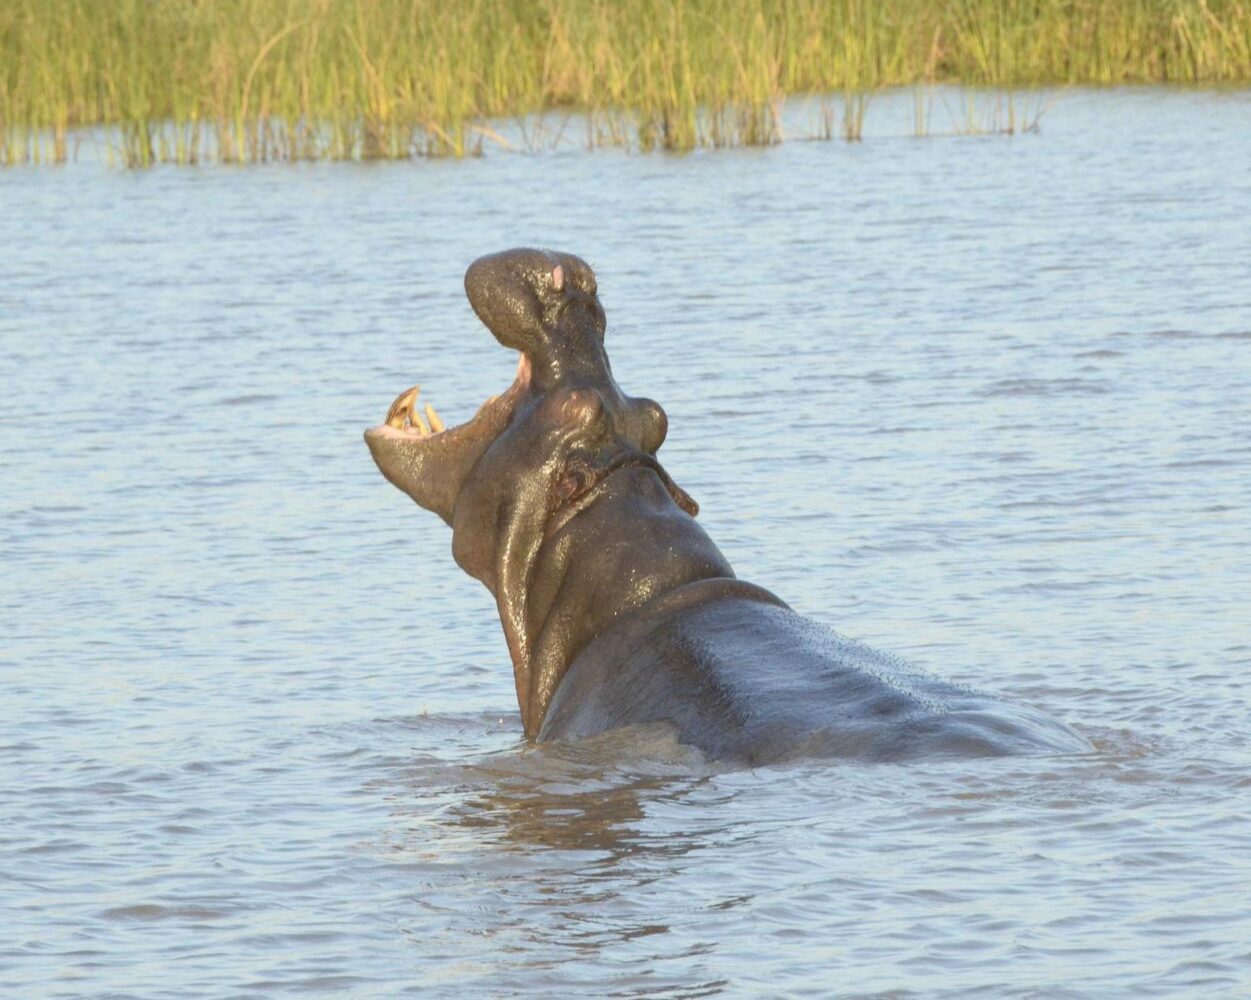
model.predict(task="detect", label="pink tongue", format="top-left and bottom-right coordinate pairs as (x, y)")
top-left (552, 264), bottom-right (564, 291)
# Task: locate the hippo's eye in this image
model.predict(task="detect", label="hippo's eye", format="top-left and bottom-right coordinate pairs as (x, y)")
top-left (551, 265), bottom-right (564, 292)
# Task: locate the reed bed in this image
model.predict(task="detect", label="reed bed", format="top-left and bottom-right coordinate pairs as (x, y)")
top-left (3, 0), bottom-right (1249, 165)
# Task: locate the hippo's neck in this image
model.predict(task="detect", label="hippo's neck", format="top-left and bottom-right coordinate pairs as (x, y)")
top-left (514, 466), bottom-right (740, 737)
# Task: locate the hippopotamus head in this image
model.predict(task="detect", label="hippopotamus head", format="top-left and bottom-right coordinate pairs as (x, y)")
top-left (365, 248), bottom-right (731, 736)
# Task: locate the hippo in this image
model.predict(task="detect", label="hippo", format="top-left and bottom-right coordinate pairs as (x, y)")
top-left (364, 248), bottom-right (1089, 764)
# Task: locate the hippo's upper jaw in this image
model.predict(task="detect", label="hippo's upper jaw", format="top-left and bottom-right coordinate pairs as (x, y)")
top-left (365, 248), bottom-right (726, 735)
top-left (463, 248), bottom-right (606, 388)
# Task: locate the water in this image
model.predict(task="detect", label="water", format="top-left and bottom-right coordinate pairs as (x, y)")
top-left (2, 89), bottom-right (1250, 997)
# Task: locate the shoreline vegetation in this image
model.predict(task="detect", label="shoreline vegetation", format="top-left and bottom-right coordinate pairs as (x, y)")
top-left (4, 0), bottom-right (1250, 166)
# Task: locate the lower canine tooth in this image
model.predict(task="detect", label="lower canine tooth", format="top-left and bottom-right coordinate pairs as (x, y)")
top-left (425, 403), bottom-right (445, 433)
top-left (410, 408), bottom-right (431, 435)
top-left (386, 385), bottom-right (420, 428)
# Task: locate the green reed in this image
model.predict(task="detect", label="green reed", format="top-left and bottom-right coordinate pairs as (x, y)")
top-left (2, 0), bottom-right (1248, 165)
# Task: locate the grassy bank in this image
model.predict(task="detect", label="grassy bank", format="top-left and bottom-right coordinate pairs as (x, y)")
top-left (3, 0), bottom-right (1249, 165)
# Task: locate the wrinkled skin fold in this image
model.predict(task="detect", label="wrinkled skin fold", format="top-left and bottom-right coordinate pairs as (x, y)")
top-left (364, 247), bottom-right (1090, 764)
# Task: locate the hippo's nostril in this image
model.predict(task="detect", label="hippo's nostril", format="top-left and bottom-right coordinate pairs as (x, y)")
top-left (551, 265), bottom-right (564, 292)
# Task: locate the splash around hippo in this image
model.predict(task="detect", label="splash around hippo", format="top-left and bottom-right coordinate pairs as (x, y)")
top-left (364, 248), bottom-right (1089, 764)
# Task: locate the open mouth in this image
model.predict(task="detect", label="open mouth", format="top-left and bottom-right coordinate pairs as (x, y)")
top-left (369, 354), bottom-right (531, 444)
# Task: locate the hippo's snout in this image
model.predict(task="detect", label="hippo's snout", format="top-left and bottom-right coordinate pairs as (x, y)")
top-left (464, 248), bottom-right (553, 353)
top-left (465, 248), bottom-right (606, 391)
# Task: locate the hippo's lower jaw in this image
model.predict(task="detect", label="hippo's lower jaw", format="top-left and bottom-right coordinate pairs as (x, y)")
top-left (365, 247), bottom-right (1090, 762)
top-left (363, 354), bottom-right (532, 528)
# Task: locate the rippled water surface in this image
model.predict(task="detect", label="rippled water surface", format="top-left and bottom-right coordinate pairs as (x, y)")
top-left (3, 90), bottom-right (1250, 998)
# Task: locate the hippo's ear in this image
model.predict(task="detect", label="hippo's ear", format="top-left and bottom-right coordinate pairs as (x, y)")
top-left (464, 250), bottom-right (549, 355)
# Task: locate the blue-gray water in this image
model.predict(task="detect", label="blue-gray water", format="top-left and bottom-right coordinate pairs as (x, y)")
top-left (2, 89), bottom-right (1250, 998)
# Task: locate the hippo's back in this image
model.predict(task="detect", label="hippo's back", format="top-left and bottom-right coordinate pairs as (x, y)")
top-left (540, 591), bottom-right (1090, 764)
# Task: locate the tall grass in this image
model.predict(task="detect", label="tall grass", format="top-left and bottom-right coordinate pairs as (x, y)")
top-left (2, 0), bottom-right (1249, 165)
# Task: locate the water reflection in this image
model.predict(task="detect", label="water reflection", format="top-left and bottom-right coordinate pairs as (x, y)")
top-left (390, 724), bottom-right (715, 856)
top-left (375, 723), bottom-right (756, 990)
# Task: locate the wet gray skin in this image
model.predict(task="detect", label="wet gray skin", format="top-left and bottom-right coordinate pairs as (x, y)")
top-left (365, 248), bottom-right (1090, 764)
